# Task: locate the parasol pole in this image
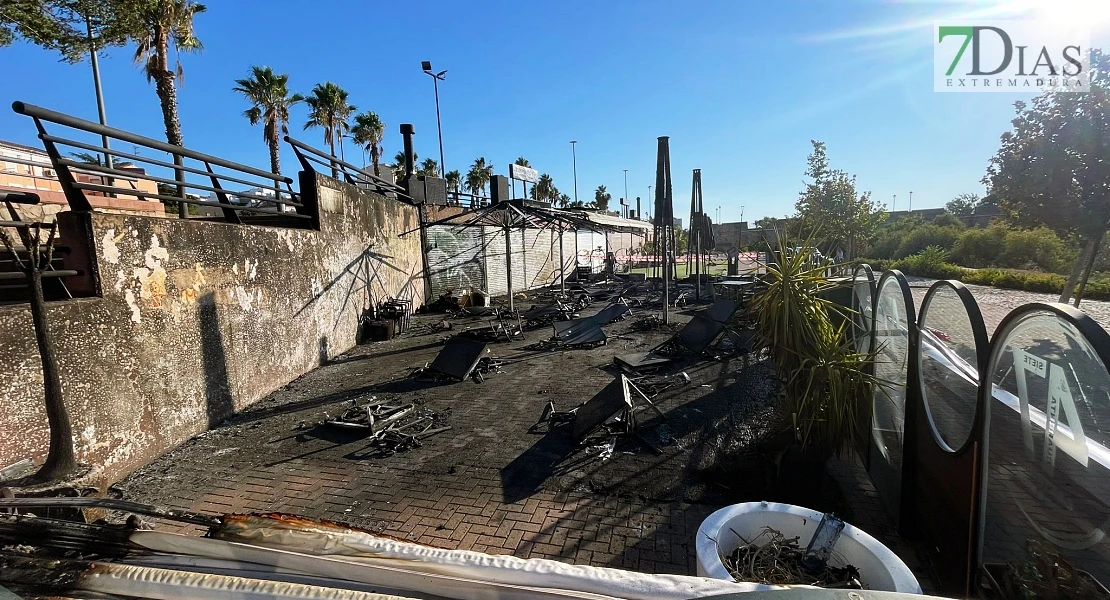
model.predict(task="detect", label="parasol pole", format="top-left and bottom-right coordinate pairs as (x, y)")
top-left (505, 226), bottom-right (514, 312)
top-left (559, 227), bottom-right (566, 296)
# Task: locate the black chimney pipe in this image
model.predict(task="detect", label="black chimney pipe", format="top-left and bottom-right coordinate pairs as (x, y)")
top-left (400, 123), bottom-right (416, 179)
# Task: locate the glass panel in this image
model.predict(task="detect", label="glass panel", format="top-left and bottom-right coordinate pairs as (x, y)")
top-left (919, 284), bottom-right (980, 452)
top-left (852, 265), bottom-right (874, 354)
top-left (870, 275), bottom-right (912, 514)
top-left (982, 309), bottom-right (1110, 582)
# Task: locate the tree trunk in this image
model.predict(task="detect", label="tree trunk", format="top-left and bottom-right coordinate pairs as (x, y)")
top-left (1073, 229), bottom-right (1105, 307)
top-left (267, 132), bottom-right (281, 176)
top-left (29, 269), bottom-right (76, 481)
top-left (155, 71), bottom-right (183, 147)
top-left (1061, 235), bottom-right (1100, 303)
top-left (328, 134), bottom-right (338, 179)
top-left (371, 144), bottom-right (380, 177)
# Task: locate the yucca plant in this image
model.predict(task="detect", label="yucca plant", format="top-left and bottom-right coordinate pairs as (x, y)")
top-left (752, 229), bottom-right (879, 456)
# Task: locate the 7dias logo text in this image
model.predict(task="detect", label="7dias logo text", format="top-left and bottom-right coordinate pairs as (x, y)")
top-left (934, 21), bottom-right (1090, 92)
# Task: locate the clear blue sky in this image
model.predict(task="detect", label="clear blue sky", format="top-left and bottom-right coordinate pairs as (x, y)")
top-left (1, 0), bottom-right (1108, 222)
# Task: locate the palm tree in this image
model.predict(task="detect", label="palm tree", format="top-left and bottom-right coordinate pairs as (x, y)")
top-left (445, 169), bottom-right (461, 192)
top-left (350, 111), bottom-right (385, 176)
top-left (131, 0), bottom-right (207, 147)
top-left (303, 81), bottom-right (356, 177)
top-left (418, 158), bottom-right (439, 177)
top-left (558, 193), bottom-right (571, 208)
top-left (530, 173), bottom-right (555, 203)
top-left (232, 66), bottom-right (303, 176)
top-left (393, 150), bottom-right (418, 180)
top-left (594, 184), bottom-right (612, 211)
top-left (514, 157), bottom-right (530, 167)
top-left (467, 157), bottom-right (492, 198)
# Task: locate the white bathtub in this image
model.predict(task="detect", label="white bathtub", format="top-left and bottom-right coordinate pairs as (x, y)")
top-left (695, 501), bottom-right (921, 594)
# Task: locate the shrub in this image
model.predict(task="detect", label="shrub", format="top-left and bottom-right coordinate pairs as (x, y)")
top-left (856, 258), bottom-right (890, 271)
top-left (932, 213), bottom-right (964, 228)
top-left (998, 227), bottom-right (1073, 273)
top-left (952, 225), bottom-right (1007, 267)
top-left (894, 225), bottom-right (961, 259)
top-left (892, 247), bottom-right (969, 280)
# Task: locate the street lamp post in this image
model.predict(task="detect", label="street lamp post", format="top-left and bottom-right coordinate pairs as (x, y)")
top-left (421, 61), bottom-right (447, 176)
top-left (908, 191), bottom-right (913, 214)
top-left (623, 169), bottom-right (628, 216)
top-left (570, 141), bottom-right (578, 206)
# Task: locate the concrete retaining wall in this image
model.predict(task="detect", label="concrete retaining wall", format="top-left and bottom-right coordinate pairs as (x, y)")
top-left (0, 172), bottom-right (424, 485)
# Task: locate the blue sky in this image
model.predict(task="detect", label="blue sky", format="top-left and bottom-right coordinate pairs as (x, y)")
top-left (1, 0), bottom-right (1108, 223)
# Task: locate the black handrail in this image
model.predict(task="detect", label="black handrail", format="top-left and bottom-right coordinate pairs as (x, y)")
top-left (14, 102), bottom-right (288, 184)
top-left (284, 135), bottom-right (417, 205)
top-left (10, 101), bottom-right (313, 227)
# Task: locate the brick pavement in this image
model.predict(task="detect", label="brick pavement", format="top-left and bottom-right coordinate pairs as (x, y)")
top-left (115, 305), bottom-right (936, 587)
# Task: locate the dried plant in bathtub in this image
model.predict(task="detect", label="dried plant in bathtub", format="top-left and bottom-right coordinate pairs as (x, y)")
top-left (722, 526), bottom-right (861, 588)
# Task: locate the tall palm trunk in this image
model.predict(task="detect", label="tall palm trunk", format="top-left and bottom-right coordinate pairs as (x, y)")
top-left (327, 123), bottom-right (338, 178)
top-left (153, 31), bottom-right (183, 146)
top-left (29, 269), bottom-right (76, 480)
top-left (371, 144), bottom-right (380, 177)
top-left (267, 129), bottom-right (281, 176)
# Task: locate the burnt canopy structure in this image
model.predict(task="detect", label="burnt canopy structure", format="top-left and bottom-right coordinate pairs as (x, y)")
top-left (402, 195), bottom-right (636, 310)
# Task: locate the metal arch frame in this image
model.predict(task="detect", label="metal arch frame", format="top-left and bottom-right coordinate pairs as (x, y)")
top-left (975, 301), bottom-right (1110, 578)
top-left (851, 263), bottom-right (878, 461)
top-left (866, 269), bottom-right (917, 528)
top-left (906, 279), bottom-right (990, 596)
top-left (851, 264), bottom-right (877, 353)
top-left (916, 280), bottom-right (990, 455)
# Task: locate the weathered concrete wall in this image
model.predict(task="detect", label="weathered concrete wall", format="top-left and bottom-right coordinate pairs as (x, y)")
top-left (0, 173), bottom-right (424, 484)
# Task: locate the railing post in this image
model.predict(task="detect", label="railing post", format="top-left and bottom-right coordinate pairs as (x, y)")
top-left (203, 162), bottom-right (242, 225)
top-left (174, 153), bottom-right (187, 219)
top-left (33, 118), bottom-right (91, 212)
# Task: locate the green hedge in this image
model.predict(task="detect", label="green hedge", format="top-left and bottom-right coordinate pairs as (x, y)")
top-left (858, 250), bottom-right (1110, 301)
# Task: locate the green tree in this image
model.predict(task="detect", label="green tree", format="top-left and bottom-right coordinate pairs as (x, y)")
top-left (558, 193), bottom-right (571, 208)
top-left (466, 157), bottom-right (492, 197)
top-left (232, 66), bottom-right (302, 176)
top-left (444, 169), bottom-right (460, 192)
top-left (303, 81), bottom-right (355, 177)
top-left (594, 184), bottom-right (612, 211)
top-left (131, 0), bottom-right (206, 147)
top-left (514, 156), bottom-right (530, 167)
top-left (70, 151), bottom-right (103, 165)
top-left (795, 140), bottom-right (884, 259)
top-left (417, 158), bottom-right (439, 177)
top-left (0, 0), bottom-right (136, 61)
top-left (530, 173), bottom-right (556, 203)
top-left (985, 49), bottom-right (1110, 305)
top-left (350, 111), bottom-right (385, 177)
top-left (945, 193), bottom-right (980, 218)
top-left (392, 150), bottom-right (417, 180)
top-left (754, 216), bottom-right (778, 228)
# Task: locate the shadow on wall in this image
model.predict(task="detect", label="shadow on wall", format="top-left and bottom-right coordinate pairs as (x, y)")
top-left (198, 292), bottom-right (234, 427)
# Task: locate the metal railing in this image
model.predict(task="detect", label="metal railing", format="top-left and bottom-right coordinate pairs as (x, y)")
top-left (11, 101), bottom-right (312, 228)
top-left (0, 190), bottom-right (83, 303)
top-left (448, 191), bottom-right (490, 209)
top-left (284, 136), bottom-right (414, 204)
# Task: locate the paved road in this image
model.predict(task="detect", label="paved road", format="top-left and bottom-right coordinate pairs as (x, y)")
top-left (904, 276), bottom-right (1110, 335)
